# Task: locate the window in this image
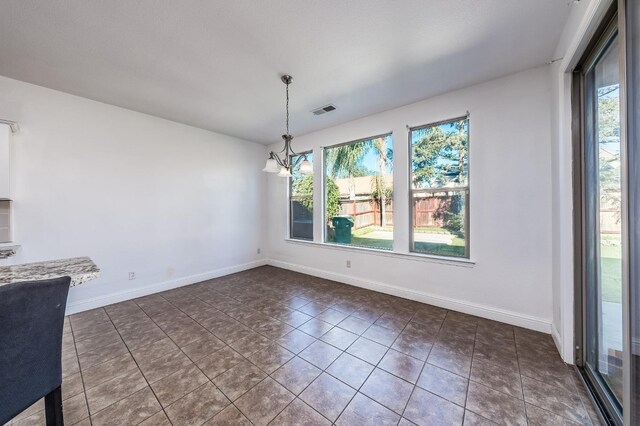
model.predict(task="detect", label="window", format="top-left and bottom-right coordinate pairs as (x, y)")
top-left (410, 117), bottom-right (469, 258)
top-left (0, 200), bottom-right (10, 243)
top-left (324, 134), bottom-right (393, 250)
top-left (289, 152), bottom-right (313, 240)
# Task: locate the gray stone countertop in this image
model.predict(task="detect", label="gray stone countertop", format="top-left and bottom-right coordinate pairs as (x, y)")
top-left (0, 256), bottom-right (100, 287)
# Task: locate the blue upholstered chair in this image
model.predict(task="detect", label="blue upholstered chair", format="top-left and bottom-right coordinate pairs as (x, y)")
top-left (0, 276), bottom-right (71, 425)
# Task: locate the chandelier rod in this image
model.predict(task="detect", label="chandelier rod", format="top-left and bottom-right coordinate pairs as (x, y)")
top-left (285, 78), bottom-right (290, 136)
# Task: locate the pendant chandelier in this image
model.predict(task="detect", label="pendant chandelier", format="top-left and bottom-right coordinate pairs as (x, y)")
top-left (262, 75), bottom-right (312, 177)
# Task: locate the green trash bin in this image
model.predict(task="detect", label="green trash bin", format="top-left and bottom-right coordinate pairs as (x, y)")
top-left (332, 215), bottom-right (354, 244)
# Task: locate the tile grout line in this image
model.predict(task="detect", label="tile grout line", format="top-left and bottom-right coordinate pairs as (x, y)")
top-left (513, 327), bottom-right (532, 426)
top-left (325, 308), bottom-right (418, 423)
top-left (397, 309), bottom-right (443, 423)
top-left (63, 268), bottom-right (592, 426)
top-left (101, 306), bottom-right (172, 426)
top-left (132, 294), bottom-right (244, 425)
top-left (169, 278), bottom-right (353, 423)
top-left (148, 286), bottom-right (287, 425)
top-left (253, 274), bottom-right (580, 424)
top-left (68, 318), bottom-right (93, 426)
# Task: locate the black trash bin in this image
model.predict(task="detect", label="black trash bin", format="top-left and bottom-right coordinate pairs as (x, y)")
top-left (332, 215), bottom-right (354, 244)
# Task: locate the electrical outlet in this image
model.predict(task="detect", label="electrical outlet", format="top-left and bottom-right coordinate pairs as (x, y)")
top-left (346, 260), bottom-right (351, 268)
top-left (257, 248), bottom-right (261, 254)
top-left (128, 272), bottom-right (136, 280)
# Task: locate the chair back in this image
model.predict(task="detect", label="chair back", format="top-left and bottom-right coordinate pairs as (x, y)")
top-left (0, 276), bottom-right (71, 424)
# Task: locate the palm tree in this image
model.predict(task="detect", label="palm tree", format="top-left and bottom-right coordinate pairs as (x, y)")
top-left (371, 137), bottom-right (391, 226)
top-left (328, 137), bottom-right (393, 226)
top-left (327, 141), bottom-right (370, 200)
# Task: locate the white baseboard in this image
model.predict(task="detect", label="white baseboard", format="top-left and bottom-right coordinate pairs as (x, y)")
top-left (66, 257), bottom-right (553, 335)
top-left (268, 259), bottom-right (552, 334)
top-left (65, 259), bottom-right (267, 315)
top-left (551, 323), bottom-right (566, 362)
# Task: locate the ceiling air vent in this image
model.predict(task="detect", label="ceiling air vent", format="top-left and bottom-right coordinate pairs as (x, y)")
top-left (312, 104), bottom-right (337, 115)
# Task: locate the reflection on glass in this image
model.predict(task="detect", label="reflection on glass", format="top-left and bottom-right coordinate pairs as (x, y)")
top-left (324, 135), bottom-right (393, 250)
top-left (410, 118), bottom-right (469, 258)
top-left (586, 34), bottom-right (623, 407)
top-left (289, 153), bottom-right (313, 240)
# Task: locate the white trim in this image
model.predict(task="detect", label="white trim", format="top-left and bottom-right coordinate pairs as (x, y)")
top-left (284, 238), bottom-right (475, 268)
top-left (65, 259), bottom-right (267, 315)
top-left (554, 0), bottom-right (612, 364)
top-left (66, 256), bottom-right (552, 335)
top-left (551, 323), bottom-right (570, 363)
top-left (0, 119), bottom-right (19, 133)
top-left (268, 258), bottom-right (551, 333)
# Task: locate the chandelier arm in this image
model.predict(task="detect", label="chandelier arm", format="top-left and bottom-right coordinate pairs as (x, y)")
top-left (272, 153), bottom-right (285, 168)
top-left (291, 155), bottom-right (304, 169)
top-left (287, 142), bottom-right (300, 157)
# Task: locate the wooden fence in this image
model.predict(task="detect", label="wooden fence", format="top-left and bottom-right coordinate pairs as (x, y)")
top-left (338, 196), bottom-right (449, 230)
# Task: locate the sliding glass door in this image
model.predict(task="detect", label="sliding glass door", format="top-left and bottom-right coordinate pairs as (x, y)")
top-left (626, 0), bottom-right (640, 423)
top-left (581, 24), bottom-right (624, 419)
top-left (576, 2), bottom-right (639, 424)
top-left (574, 4), bottom-right (629, 423)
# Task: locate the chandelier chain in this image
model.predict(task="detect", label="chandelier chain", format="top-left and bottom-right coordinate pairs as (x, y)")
top-left (285, 82), bottom-right (290, 135)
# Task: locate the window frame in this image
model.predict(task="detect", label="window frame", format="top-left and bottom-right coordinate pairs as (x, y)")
top-left (321, 132), bottom-right (393, 248)
top-left (288, 150), bottom-right (314, 241)
top-left (408, 115), bottom-right (470, 259)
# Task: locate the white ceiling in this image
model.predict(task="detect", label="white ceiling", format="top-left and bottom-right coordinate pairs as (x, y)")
top-left (0, 1), bottom-right (573, 144)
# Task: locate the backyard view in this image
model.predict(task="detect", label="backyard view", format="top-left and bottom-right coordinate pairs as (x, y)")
top-left (410, 118), bottom-right (469, 257)
top-left (324, 135), bottom-right (394, 250)
top-left (292, 118), bottom-right (470, 257)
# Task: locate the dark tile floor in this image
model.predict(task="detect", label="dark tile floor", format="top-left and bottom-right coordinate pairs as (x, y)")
top-left (8, 266), bottom-right (602, 425)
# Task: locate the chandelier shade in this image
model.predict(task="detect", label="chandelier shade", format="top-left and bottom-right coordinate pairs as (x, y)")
top-left (262, 156), bottom-right (280, 173)
top-left (298, 159), bottom-right (312, 174)
top-left (277, 167), bottom-right (292, 177)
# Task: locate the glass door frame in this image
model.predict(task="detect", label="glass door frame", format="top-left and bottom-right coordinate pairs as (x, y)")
top-left (573, 2), bottom-right (630, 425)
top-left (624, 0), bottom-right (639, 424)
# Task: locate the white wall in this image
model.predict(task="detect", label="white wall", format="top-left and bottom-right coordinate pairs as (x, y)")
top-left (0, 75), bottom-right (267, 313)
top-left (266, 66), bottom-right (554, 333)
top-left (0, 124), bottom-right (10, 198)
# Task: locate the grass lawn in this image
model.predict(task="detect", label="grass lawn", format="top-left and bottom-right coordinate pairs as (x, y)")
top-left (352, 227), bottom-right (376, 237)
top-left (332, 225), bottom-right (467, 257)
top-left (336, 224), bottom-right (619, 298)
top-left (601, 241), bottom-right (622, 303)
top-left (414, 238), bottom-right (466, 257)
top-left (349, 236), bottom-right (393, 250)
top-left (340, 236), bottom-right (466, 257)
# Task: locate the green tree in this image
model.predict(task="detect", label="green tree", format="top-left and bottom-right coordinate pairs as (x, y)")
top-left (293, 175), bottom-right (340, 220)
top-left (433, 194), bottom-right (465, 237)
top-left (325, 178), bottom-right (340, 220)
top-left (412, 120), bottom-right (468, 237)
top-left (411, 120), bottom-right (468, 188)
top-left (598, 87), bottom-right (620, 141)
top-left (598, 86), bottom-right (621, 223)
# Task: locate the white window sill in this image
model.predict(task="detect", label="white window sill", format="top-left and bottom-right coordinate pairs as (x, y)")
top-left (284, 238), bottom-right (475, 268)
